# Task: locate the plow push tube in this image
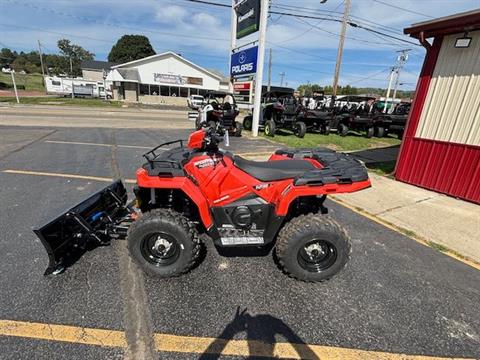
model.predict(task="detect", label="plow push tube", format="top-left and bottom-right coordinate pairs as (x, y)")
top-left (33, 180), bottom-right (132, 275)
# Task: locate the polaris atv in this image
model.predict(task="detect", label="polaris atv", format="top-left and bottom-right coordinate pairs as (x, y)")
top-left (34, 127), bottom-right (371, 282)
top-left (371, 102), bottom-right (411, 139)
top-left (195, 91), bottom-right (242, 137)
top-left (243, 93), bottom-right (307, 138)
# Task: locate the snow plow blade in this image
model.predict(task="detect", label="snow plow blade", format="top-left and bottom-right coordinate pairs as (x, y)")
top-left (34, 180), bottom-right (133, 275)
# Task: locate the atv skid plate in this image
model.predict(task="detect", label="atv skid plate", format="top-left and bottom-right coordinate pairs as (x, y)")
top-left (34, 180), bottom-right (134, 275)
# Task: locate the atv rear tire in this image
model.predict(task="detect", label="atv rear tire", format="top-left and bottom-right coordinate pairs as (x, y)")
top-left (375, 126), bottom-right (385, 138)
top-left (294, 121), bottom-right (307, 138)
top-left (243, 116), bottom-right (253, 131)
top-left (275, 214), bottom-right (351, 282)
top-left (338, 123), bottom-right (349, 137)
top-left (321, 124), bottom-right (330, 135)
top-left (366, 127), bottom-right (374, 138)
top-left (234, 121), bottom-right (243, 137)
top-left (265, 120), bottom-right (276, 137)
top-left (127, 209), bottom-right (200, 278)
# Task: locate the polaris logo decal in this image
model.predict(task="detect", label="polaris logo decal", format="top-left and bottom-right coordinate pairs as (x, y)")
top-left (230, 46), bottom-right (258, 76)
top-left (194, 159), bottom-right (215, 169)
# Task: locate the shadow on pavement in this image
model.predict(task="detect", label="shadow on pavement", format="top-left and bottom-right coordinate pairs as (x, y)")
top-left (349, 144), bottom-right (400, 164)
top-left (198, 307), bottom-right (319, 360)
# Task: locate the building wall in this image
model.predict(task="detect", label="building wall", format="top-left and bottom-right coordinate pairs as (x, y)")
top-left (415, 30), bottom-right (480, 146)
top-left (396, 33), bottom-right (480, 204)
top-left (124, 82), bottom-right (138, 102)
top-left (139, 95), bottom-right (187, 106)
top-left (82, 69), bottom-right (104, 82)
top-left (130, 56), bottom-right (220, 90)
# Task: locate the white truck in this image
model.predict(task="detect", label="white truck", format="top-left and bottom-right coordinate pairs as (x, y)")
top-left (44, 76), bottom-right (112, 98)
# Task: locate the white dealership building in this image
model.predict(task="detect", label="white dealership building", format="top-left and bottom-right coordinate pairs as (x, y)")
top-left (106, 51), bottom-right (229, 103)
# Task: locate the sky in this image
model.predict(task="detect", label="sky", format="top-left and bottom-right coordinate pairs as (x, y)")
top-left (0, 0), bottom-right (478, 90)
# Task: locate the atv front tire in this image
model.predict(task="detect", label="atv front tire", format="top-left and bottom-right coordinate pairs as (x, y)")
top-left (275, 214), bottom-right (351, 282)
top-left (127, 209), bottom-right (200, 278)
top-left (234, 121), bottom-right (243, 137)
top-left (294, 121), bottom-right (307, 138)
top-left (338, 123), bottom-right (349, 137)
top-left (243, 116), bottom-right (252, 131)
top-left (265, 120), bottom-right (276, 137)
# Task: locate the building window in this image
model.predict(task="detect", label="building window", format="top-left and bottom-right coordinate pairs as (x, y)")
top-left (180, 87), bottom-right (188, 98)
top-left (140, 84), bottom-right (149, 95)
top-left (160, 86), bottom-right (169, 96)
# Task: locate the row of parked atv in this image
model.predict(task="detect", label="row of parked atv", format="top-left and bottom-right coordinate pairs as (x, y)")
top-left (195, 91), bottom-right (410, 140)
top-left (243, 93), bottom-right (411, 139)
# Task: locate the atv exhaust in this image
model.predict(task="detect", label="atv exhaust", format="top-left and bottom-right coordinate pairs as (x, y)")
top-left (34, 180), bottom-right (134, 275)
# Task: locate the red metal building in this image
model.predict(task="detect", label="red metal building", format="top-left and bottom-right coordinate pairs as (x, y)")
top-left (396, 10), bottom-right (480, 204)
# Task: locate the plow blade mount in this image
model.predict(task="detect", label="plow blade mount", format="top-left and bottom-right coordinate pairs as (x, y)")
top-left (34, 180), bottom-right (132, 275)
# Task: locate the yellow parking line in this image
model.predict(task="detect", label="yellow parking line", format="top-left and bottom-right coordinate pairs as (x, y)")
top-left (45, 140), bottom-right (155, 150)
top-left (2, 170), bottom-right (136, 184)
top-left (0, 319), bottom-right (473, 359)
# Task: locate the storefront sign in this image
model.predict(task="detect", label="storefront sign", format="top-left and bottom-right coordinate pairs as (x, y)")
top-left (153, 73), bottom-right (203, 86)
top-left (236, 0), bottom-right (260, 39)
top-left (231, 46), bottom-right (258, 77)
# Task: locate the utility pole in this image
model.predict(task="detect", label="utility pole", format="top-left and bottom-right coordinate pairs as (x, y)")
top-left (267, 48), bottom-right (272, 91)
top-left (251, 0), bottom-right (269, 137)
top-left (70, 57), bottom-right (74, 99)
top-left (37, 40), bottom-right (46, 78)
top-left (332, 0), bottom-right (351, 105)
top-left (279, 71), bottom-right (285, 87)
top-left (384, 49), bottom-right (410, 113)
top-left (38, 40), bottom-right (47, 94)
top-left (10, 70), bottom-right (20, 104)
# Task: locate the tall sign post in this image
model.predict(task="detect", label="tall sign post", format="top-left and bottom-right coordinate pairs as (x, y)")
top-left (230, 0), bottom-right (267, 137)
top-left (229, 0), bottom-right (238, 92)
top-left (250, 0), bottom-right (268, 137)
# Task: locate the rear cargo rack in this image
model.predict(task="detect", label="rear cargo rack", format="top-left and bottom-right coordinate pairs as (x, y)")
top-left (143, 140), bottom-right (186, 170)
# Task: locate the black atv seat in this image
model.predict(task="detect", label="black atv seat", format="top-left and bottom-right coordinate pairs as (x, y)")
top-left (234, 156), bottom-right (314, 182)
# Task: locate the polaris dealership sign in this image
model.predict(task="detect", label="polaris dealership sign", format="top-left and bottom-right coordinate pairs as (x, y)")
top-left (230, 46), bottom-right (258, 77)
top-left (236, 0), bottom-right (260, 39)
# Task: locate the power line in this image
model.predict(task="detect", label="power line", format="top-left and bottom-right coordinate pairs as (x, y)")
top-left (372, 0), bottom-right (434, 19)
top-left (0, 0), bottom-right (230, 42)
top-left (273, 0), bottom-right (345, 44)
top-left (183, 0), bottom-right (420, 46)
top-left (346, 68), bottom-right (390, 85)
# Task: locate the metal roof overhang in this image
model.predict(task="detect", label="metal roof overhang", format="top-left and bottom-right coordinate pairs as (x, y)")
top-left (404, 9), bottom-right (480, 39)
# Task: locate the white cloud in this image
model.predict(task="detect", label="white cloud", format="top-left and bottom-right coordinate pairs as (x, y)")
top-left (192, 12), bottom-right (220, 28)
top-left (155, 5), bottom-right (188, 25)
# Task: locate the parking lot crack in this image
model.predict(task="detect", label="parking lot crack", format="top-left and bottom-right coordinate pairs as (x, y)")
top-left (110, 130), bottom-right (156, 360)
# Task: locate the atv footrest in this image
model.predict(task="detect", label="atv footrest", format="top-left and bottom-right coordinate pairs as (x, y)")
top-left (275, 148), bottom-right (369, 186)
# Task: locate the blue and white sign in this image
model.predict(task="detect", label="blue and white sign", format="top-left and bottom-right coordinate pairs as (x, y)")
top-left (230, 46), bottom-right (258, 77)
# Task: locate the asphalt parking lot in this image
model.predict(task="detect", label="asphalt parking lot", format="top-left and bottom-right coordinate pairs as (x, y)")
top-left (0, 122), bottom-right (479, 359)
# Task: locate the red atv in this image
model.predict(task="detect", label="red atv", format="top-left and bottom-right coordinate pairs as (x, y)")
top-left (35, 128), bottom-right (371, 282)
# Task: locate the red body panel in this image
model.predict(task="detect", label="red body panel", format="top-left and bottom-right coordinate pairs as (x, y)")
top-left (137, 149), bottom-right (372, 225)
top-left (188, 130), bottom-right (206, 150)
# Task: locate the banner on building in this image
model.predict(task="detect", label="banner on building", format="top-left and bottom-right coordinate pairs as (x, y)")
top-left (153, 73), bottom-right (203, 86)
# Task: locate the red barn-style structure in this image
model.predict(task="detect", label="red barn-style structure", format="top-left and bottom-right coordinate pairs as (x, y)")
top-left (396, 10), bottom-right (480, 204)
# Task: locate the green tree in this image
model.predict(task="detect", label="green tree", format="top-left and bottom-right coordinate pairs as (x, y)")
top-left (108, 35), bottom-right (156, 63)
top-left (0, 48), bottom-right (17, 68)
top-left (57, 39), bottom-right (94, 76)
